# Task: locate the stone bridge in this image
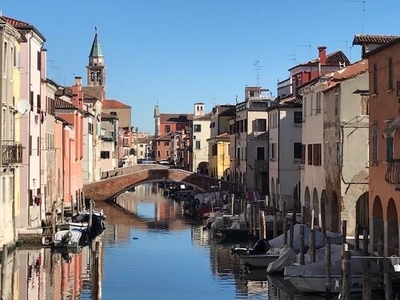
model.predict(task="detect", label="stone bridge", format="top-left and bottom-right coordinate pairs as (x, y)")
top-left (84, 165), bottom-right (231, 202)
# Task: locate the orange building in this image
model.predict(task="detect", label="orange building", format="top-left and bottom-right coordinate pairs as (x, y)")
top-left (365, 37), bottom-right (400, 256)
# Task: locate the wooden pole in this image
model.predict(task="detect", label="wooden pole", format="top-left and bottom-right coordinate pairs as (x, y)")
top-left (230, 194), bottom-right (234, 215)
top-left (321, 202), bottom-right (326, 237)
top-left (384, 258), bottom-right (393, 300)
top-left (363, 229), bottom-right (369, 256)
top-left (283, 201), bottom-right (287, 246)
top-left (342, 220), bottom-right (347, 244)
top-left (299, 225), bottom-right (305, 265)
top-left (310, 229), bottom-right (316, 263)
top-left (1, 244), bottom-right (8, 300)
top-left (362, 259), bottom-right (371, 300)
top-left (341, 251), bottom-right (352, 299)
top-left (89, 201), bottom-right (94, 233)
top-left (52, 201), bottom-right (57, 237)
top-left (355, 224), bottom-right (360, 251)
top-left (325, 236), bottom-right (331, 295)
top-left (259, 211), bottom-right (266, 240)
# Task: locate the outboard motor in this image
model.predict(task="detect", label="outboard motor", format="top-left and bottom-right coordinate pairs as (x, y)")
top-left (249, 238), bottom-right (270, 255)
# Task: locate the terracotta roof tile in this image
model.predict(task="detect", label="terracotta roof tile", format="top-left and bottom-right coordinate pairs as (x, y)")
top-left (160, 113), bottom-right (193, 123)
top-left (290, 50), bottom-right (350, 70)
top-left (82, 86), bottom-right (104, 101)
top-left (194, 112), bottom-right (212, 121)
top-left (324, 59), bottom-right (368, 91)
top-left (55, 98), bottom-right (77, 110)
top-left (352, 34), bottom-right (400, 45)
top-left (2, 16), bottom-right (29, 27)
top-left (154, 133), bottom-right (173, 141)
top-left (103, 99), bottom-right (131, 109)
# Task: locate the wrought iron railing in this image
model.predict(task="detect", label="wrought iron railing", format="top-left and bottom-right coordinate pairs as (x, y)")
top-left (2, 141), bottom-right (23, 165)
top-left (385, 159), bottom-right (400, 184)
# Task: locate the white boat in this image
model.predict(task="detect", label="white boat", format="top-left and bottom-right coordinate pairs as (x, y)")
top-left (284, 256), bottom-right (382, 293)
top-left (241, 252), bottom-right (281, 268)
top-left (58, 222), bottom-right (88, 232)
top-left (53, 230), bottom-right (82, 248)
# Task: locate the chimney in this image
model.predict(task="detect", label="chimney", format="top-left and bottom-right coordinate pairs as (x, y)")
top-left (75, 76), bottom-right (82, 86)
top-left (318, 46), bottom-right (327, 65)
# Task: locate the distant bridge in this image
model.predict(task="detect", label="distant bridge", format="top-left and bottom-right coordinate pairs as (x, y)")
top-left (84, 164), bottom-right (231, 202)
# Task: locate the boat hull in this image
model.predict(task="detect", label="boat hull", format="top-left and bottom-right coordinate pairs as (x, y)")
top-left (241, 254), bottom-right (280, 268)
top-left (285, 275), bottom-right (381, 294)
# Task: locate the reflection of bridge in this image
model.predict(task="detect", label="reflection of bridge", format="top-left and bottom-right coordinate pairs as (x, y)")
top-left (84, 165), bottom-right (230, 201)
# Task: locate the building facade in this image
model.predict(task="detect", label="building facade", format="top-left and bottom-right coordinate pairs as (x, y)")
top-left (192, 102), bottom-right (211, 173)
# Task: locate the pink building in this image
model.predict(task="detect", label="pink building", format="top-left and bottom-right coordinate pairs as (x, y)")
top-left (54, 77), bottom-right (85, 211)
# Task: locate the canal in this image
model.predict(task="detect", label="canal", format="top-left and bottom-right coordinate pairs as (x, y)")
top-left (1, 183), bottom-right (388, 299)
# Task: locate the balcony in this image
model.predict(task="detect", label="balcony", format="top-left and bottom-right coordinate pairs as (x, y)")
top-left (2, 141), bottom-right (23, 166)
top-left (385, 159), bottom-right (400, 186)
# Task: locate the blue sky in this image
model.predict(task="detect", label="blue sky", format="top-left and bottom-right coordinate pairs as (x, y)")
top-left (3, 0), bottom-right (400, 133)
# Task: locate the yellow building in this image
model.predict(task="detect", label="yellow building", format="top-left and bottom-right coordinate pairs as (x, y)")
top-left (207, 133), bottom-right (230, 179)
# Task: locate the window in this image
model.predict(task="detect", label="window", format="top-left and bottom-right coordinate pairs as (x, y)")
top-left (110, 111), bottom-right (117, 116)
top-left (3, 42), bottom-right (7, 76)
top-left (157, 150), bottom-right (160, 157)
top-left (312, 144), bottom-right (322, 166)
top-left (303, 96), bottom-right (307, 120)
top-left (212, 144), bottom-right (217, 156)
top-left (386, 126), bottom-right (394, 162)
top-left (254, 119), bottom-right (267, 132)
top-left (294, 143), bottom-right (302, 159)
top-left (372, 124), bottom-right (378, 163)
top-left (294, 111), bottom-right (302, 124)
top-left (334, 93), bottom-right (339, 117)
top-left (373, 63), bottom-right (378, 94)
top-left (165, 125), bottom-right (170, 133)
top-left (11, 47), bottom-right (14, 69)
top-left (270, 143), bottom-right (276, 159)
top-left (256, 147), bottom-right (265, 160)
top-left (194, 124), bottom-right (201, 132)
top-left (237, 148), bottom-right (240, 162)
top-left (37, 51), bottom-right (41, 71)
top-left (195, 141), bottom-right (201, 150)
top-left (301, 144), bottom-right (306, 164)
top-left (316, 92), bottom-right (322, 114)
top-left (37, 137), bottom-right (40, 156)
top-left (336, 143), bottom-right (340, 166)
top-left (164, 142), bottom-right (169, 146)
top-left (360, 96), bottom-right (369, 115)
top-left (389, 58), bottom-right (393, 91)
top-left (307, 144), bottom-right (313, 165)
top-left (100, 151), bottom-right (110, 159)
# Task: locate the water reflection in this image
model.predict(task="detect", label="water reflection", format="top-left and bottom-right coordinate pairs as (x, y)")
top-left (0, 242), bottom-right (103, 300)
top-left (2, 184), bottom-right (389, 299)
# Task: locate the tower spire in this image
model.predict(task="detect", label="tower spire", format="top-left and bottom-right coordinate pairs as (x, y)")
top-left (89, 27), bottom-right (103, 58)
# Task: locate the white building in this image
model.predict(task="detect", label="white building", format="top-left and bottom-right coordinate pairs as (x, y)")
top-left (234, 86), bottom-right (274, 192)
top-left (267, 97), bottom-right (302, 210)
top-left (192, 102), bottom-right (211, 173)
top-left (100, 112), bottom-right (118, 172)
top-left (83, 102), bottom-right (95, 184)
top-left (137, 136), bottom-right (153, 160)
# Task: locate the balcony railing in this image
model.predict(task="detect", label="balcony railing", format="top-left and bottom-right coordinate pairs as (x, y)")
top-left (385, 159), bottom-right (400, 185)
top-left (2, 141), bottom-right (23, 165)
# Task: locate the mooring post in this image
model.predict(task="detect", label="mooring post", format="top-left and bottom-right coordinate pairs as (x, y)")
top-left (325, 236), bottom-right (331, 295)
top-left (384, 258), bottom-right (393, 300)
top-left (230, 194), bottom-right (234, 215)
top-left (1, 244), bottom-right (8, 300)
top-left (299, 225), bottom-right (305, 265)
top-left (259, 210), bottom-right (266, 240)
top-left (301, 205), bottom-right (305, 224)
top-left (273, 213), bottom-right (278, 238)
top-left (89, 200), bottom-right (94, 233)
top-left (310, 229), bottom-right (316, 263)
top-left (283, 201), bottom-right (287, 246)
top-left (289, 208), bottom-right (295, 249)
top-left (341, 251), bottom-right (352, 299)
top-left (355, 224), bottom-right (360, 251)
top-left (363, 229), bottom-right (369, 256)
top-left (362, 258), bottom-right (371, 300)
top-left (52, 201), bottom-right (57, 237)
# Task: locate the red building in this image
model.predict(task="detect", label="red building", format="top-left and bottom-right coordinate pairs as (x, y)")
top-left (290, 46), bottom-right (350, 96)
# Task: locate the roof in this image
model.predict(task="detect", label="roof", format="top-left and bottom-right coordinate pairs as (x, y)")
top-left (324, 59), bottom-right (368, 91)
top-left (154, 132), bottom-right (173, 141)
top-left (160, 113), bottom-right (193, 123)
top-left (363, 37), bottom-right (400, 58)
top-left (207, 132), bottom-right (230, 142)
top-left (55, 98), bottom-right (77, 110)
top-left (82, 86), bottom-right (104, 101)
top-left (89, 32), bottom-right (103, 58)
top-left (289, 50), bottom-right (350, 71)
top-left (103, 99), bottom-right (131, 109)
top-left (138, 136), bottom-right (153, 144)
top-left (3, 16), bottom-right (46, 42)
top-left (266, 96), bottom-right (302, 112)
top-left (101, 112), bottom-right (118, 120)
top-left (352, 34), bottom-right (400, 45)
top-left (194, 112), bottom-right (212, 121)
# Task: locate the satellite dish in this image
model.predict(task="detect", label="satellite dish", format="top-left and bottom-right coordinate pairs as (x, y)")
top-left (17, 100), bottom-right (31, 115)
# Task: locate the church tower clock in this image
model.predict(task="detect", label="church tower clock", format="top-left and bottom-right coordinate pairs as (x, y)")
top-left (87, 27), bottom-right (106, 88)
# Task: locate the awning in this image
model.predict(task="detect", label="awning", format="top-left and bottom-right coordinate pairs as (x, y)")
top-left (384, 116), bottom-right (400, 136)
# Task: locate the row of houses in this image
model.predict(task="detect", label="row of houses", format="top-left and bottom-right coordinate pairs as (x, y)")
top-left (150, 35), bottom-right (400, 256)
top-left (0, 15), bottom-right (137, 248)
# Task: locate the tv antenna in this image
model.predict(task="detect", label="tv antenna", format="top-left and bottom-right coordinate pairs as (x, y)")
top-left (287, 54), bottom-right (297, 64)
top-left (346, 0), bottom-right (366, 33)
top-left (252, 60), bottom-right (263, 92)
top-left (335, 40), bottom-right (352, 60)
top-left (299, 44), bottom-right (312, 54)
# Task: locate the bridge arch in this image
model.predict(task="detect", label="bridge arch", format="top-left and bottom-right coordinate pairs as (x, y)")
top-left (84, 167), bottom-right (231, 202)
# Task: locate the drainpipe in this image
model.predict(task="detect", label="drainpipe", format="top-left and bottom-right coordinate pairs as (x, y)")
top-left (277, 107), bottom-right (281, 208)
top-left (28, 34), bottom-right (32, 227)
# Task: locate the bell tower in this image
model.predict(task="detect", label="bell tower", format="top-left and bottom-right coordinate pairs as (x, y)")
top-left (86, 27), bottom-right (106, 87)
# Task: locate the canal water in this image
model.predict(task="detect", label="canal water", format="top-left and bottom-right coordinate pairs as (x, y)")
top-left (1, 183), bottom-right (388, 299)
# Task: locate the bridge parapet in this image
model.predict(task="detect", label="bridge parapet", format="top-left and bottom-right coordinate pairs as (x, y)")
top-left (84, 168), bottom-right (231, 201)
